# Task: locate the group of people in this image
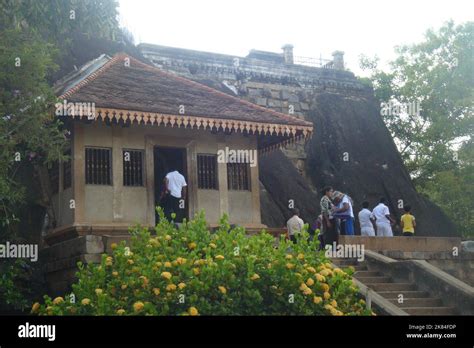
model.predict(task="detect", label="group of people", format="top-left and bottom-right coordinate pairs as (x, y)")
top-left (286, 186), bottom-right (417, 246)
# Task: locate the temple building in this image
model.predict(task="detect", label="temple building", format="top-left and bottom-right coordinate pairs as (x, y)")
top-left (47, 52), bottom-right (313, 244)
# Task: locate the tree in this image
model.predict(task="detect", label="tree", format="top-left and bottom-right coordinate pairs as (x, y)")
top-left (360, 21), bottom-right (473, 183)
top-left (360, 21), bottom-right (474, 237)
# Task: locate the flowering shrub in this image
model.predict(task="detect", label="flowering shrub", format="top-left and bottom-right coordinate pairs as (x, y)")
top-left (32, 210), bottom-right (372, 316)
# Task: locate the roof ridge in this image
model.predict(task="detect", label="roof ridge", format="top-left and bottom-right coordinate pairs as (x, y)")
top-left (59, 54), bottom-right (125, 99)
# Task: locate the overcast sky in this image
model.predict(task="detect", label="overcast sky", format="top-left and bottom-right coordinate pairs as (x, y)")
top-left (118, 0), bottom-right (472, 76)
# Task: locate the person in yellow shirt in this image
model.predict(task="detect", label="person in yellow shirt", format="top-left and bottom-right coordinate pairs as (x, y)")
top-left (400, 205), bottom-right (416, 236)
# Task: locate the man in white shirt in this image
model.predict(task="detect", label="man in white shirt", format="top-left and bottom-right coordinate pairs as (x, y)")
top-left (164, 168), bottom-right (187, 222)
top-left (358, 201), bottom-right (376, 236)
top-left (372, 198), bottom-right (395, 237)
top-left (286, 208), bottom-right (304, 243)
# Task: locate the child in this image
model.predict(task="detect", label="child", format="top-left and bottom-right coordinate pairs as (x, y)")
top-left (358, 201), bottom-right (376, 236)
top-left (400, 205), bottom-right (416, 236)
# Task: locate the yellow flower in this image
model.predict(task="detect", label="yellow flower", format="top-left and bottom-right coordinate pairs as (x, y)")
top-left (188, 242), bottom-right (197, 249)
top-left (215, 255), bottom-right (225, 260)
top-left (348, 266), bottom-right (355, 272)
top-left (359, 299), bottom-right (366, 305)
top-left (116, 309), bottom-right (125, 315)
top-left (315, 274), bottom-right (326, 283)
top-left (31, 302), bottom-right (41, 313)
top-left (121, 284), bottom-right (128, 290)
top-left (112, 271), bottom-right (119, 277)
top-left (139, 276), bottom-right (149, 287)
top-left (323, 291), bottom-right (331, 300)
top-left (81, 298), bottom-right (91, 306)
top-left (165, 235), bottom-right (172, 241)
top-left (155, 262), bottom-right (163, 267)
top-left (52, 297), bottom-right (64, 305)
top-left (178, 282), bottom-right (186, 290)
top-left (176, 257), bottom-right (187, 265)
top-left (297, 253), bottom-right (305, 260)
top-left (150, 238), bottom-right (160, 247)
top-left (306, 278), bottom-right (314, 286)
top-left (161, 271), bottom-right (172, 280)
top-left (164, 262), bottom-right (172, 268)
top-left (110, 243), bottom-right (118, 250)
top-left (285, 254), bottom-right (293, 260)
top-left (321, 283), bottom-right (330, 292)
top-left (250, 273), bottom-right (260, 281)
top-left (320, 269), bottom-right (329, 277)
top-left (218, 286), bottom-right (227, 294)
top-left (330, 300), bottom-right (338, 307)
top-left (209, 243), bottom-right (217, 249)
top-left (193, 268), bottom-right (200, 275)
top-left (303, 288), bottom-right (312, 295)
top-left (166, 284), bottom-right (177, 291)
top-left (133, 301), bottom-right (144, 312)
top-left (127, 259), bottom-right (134, 265)
top-left (95, 288), bottom-right (103, 296)
top-left (306, 266), bottom-right (316, 273)
top-left (188, 307), bottom-right (199, 316)
top-left (324, 304), bottom-right (333, 311)
top-left (286, 263), bottom-right (295, 269)
top-left (172, 260), bottom-right (178, 267)
top-left (313, 296), bottom-right (322, 304)
top-left (105, 256), bottom-right (113, 266)
top-left (46, 306), bottom-right (53, 315)
top-left (153, 288), bottom-right (161, 296)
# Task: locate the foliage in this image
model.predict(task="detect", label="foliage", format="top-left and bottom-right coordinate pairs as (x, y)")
top-left (360, 21), bottom-right (474, 237)
top-left (0, 258), bottom-right (37, 313)
top-left (32, 211), bottom-right (372, 316)
top-left (360, 21), bottom-right (473, 184)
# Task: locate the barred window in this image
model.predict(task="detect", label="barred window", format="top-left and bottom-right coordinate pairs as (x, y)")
top-left (49, 162), bottom-right (59, 194)
top-left (227, 163), bottom-right (250, 191)
top-left (63, 151), bottom-right (72, 190)
top-left (197, 154), bottom-right (218, 189)
top-left (123, 149), bottom-right (144, 186)
top-left (85, 147), bottom-right (112, 185)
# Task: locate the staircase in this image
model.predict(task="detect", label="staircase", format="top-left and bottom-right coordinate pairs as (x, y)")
top-left (331, 258), bottom-right (457, 315)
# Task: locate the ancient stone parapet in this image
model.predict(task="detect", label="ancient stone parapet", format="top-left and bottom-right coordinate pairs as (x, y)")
top-left (281, 44), bottom-right (294, 64)
top-left (332, 50), bottom-right (345, 70)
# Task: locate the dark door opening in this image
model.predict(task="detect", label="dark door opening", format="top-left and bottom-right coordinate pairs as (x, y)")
top-left (154, 146), bottom-right (188, 224)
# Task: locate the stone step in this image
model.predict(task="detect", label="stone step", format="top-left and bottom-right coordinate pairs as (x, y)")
top-left (331, 259), bottom-right (359, 266)
top-left (356, 276), bottom-right (392, 284)
top-left (378, 290), bottom-right (429, 299)
top-left (401, 307), bottom-right (457, 315)
top-left (369, 283), bottom-right (416, 292)
top-left (354, 270), bottom-right (381, 277)
top-left (352, 265), bottom-right (367, 271)
top-left (389, 298), bottom-right (443, 307)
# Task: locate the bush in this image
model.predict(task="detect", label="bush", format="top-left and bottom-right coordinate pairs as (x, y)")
top-left (32, 210), bottom-right (372, 316)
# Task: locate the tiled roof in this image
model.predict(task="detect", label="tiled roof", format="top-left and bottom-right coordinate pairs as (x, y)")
top-left (59, 53), bottom-right (313, 140)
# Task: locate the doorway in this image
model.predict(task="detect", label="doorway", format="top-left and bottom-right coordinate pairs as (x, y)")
top-left (154, 146), bottom-right (188, 224)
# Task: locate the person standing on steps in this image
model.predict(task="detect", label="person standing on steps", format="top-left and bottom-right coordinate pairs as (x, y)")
top-left (332, 191), bottom-right (355, 236)
top-left (372, 197), bottom-right (395, 237)
top-left (358, 201), bottom-right (376, 236)
top-left (400, 205), bottom-right (416, 236)
top-left (320, 186), bottom-right (337, 249)
top-left (286, 208), bottom-right (305, 243)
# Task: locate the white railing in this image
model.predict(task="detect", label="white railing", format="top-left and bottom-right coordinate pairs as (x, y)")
top-left (293, 55), bottom-right (334, 69)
